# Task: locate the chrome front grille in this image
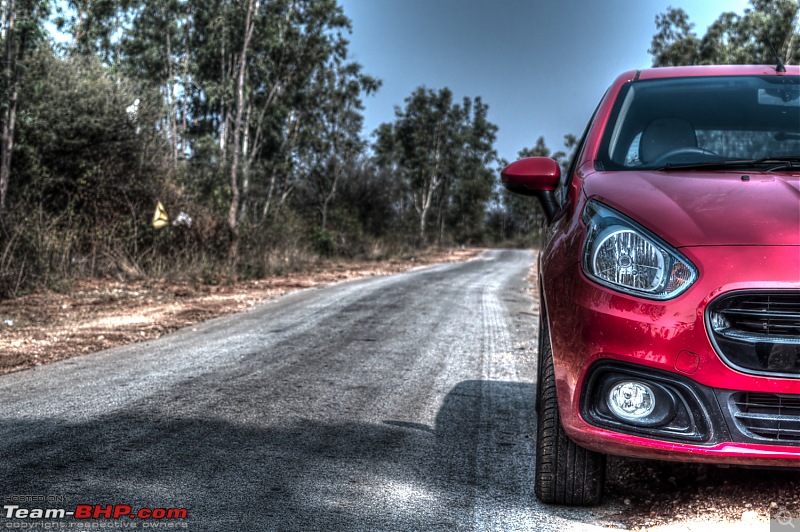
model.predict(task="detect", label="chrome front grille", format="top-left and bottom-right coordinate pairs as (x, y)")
top-left (731, 392), bottom-right (800, 444)
top-left (707, 291), bottom-right (800, 377)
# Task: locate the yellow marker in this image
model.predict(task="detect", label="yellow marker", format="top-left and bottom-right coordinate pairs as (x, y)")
top-left (152, 201), bottom-right (169, 229)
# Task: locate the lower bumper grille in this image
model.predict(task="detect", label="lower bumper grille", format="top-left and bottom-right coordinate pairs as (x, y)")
top-left (731, 392), bottom-right (800, 444)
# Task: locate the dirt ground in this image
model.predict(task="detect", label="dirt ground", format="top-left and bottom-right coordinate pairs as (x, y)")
top-left (0, 248), bottom-right (480, 375)
top-left (1, 247), bottom-right (797, 530)
top-left (605, 457), bottom-right (799, 530)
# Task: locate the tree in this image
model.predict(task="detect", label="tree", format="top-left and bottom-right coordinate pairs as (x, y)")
top-left (226, 0), bottom-right (258, 259)
top-left (100, 0), bottom-right (370, 259)
top-left (650, 1), bottom-right (800, 66)
top-left (489, 135), bottom-right (577, 245)
top-left (120, 0), bottom-right (186, 168)
top-left (442, 96), bottom-right (496, 245)
top-left (374, 87), bottom-right (497, 246)
top-left (649, 7), bottom-right (700, 67)
top-left (301, 60), bottom-right (379, 232)
top-left (241, 0), bottom-right (360, 226)
top-left (184, 0), bottom-right (364, 257)
top-left (0, 0), bottom-right (49, 215)
top-left (13, 50), bottom-right (166, 218)
top-left (0, 0), bottom-right (393, 293)
top-left (54, 0), bottom-right (130, 61)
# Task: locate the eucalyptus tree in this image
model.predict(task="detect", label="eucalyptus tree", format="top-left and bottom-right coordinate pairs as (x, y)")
top-left (374, 87), bottom-right (457, 245)
top-left (225, 0), bottom-right (258, 258)
top-left (0, 0), bottom-right (50, 215)
top-left (650, 0), bottom-right (799, 66)
top-left (300, 60), bottom-right (379, 231)
top-left (438, 96), bottom-right (496, 245)
top-left (53, 0), bottom-right (190, 166)
top-left (119, 0), bottom-right (186, 167)
top-left (238, 0), bottom-right (359, 227)
top-left (53, 0), bottom-right (132, 62)
top-left (374, 87), bottom-right (498, 246)
top-left (177, 0), bottom-right (364, 257)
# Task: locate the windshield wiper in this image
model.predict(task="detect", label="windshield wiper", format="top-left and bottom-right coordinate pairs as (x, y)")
top-left (657, 156), bottom-right (800, 172)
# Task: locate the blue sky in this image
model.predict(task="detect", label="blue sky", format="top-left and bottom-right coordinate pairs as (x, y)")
top-left (338, 0), bottom-right (751, 164)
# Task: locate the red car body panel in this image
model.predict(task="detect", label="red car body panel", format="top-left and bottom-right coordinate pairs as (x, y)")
top-left (582, 171), bottom-right (800, 247)
top-left (536, 65), bottom-right (800, 466)
top-left (636, 64), bottom-right (799, 80)
top-left (545, 241), bottom-right (800, 461)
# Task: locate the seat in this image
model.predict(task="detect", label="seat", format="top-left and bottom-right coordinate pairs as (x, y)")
top-left (639, 118), bottom-right (697, 163)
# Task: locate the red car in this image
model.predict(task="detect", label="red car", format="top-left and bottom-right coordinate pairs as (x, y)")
top-left (502, 64), bottom-right (800, 505)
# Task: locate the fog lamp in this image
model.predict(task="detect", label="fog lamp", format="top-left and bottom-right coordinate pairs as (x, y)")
top-left (607, 381), bottom-right (655, 421)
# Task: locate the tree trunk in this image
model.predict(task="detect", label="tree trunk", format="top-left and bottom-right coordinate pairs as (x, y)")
top-left (414, 157), bottom-right (441, 246)
top-left (69, 2), bottom-right (86, 53)
top-left (219, 34), bottom-right (227, 157)
top-left (180, 4), bottom-right (190, 157)
top-left (416, 183), bottom-right (435, 246)
top-left (0, 83), bottom-right (16, 215)
top-left (321, 169), bottom-right (339, 232)
top-left (418, 203), bottom-right (428, 245)
top-left (165, 10), bottom-right (177, 167)
top-left (320, 127), bottom-right (342, 231)
top-left (227, 0), bottom-right (258, 260)
top-left (262, 112), bottom-right (300, 222)
top-left (238, 99), bottom-right (252, 223)
top-left (261, 167), bottom-right (278, 223)
top-left (437, 191), bottom-right (446, 247)
top-left (0, 0), bottom-right (17, 215)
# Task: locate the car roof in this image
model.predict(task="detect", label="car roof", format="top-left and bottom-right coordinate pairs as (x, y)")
top-left (636, 64), bottom-right (800, 80)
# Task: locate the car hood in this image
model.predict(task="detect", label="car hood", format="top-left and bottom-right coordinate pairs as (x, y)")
top-left (581, 170), bottom-right (800, 247)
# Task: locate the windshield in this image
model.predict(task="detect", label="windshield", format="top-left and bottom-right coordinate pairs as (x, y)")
top-left (598, 75), bottom-right (800, 170)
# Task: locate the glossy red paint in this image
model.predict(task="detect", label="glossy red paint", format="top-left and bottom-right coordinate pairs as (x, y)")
top-left (501, 157), bottom-right (561, 191)
top-left (514, 66), bottom-right (800, 474)
top-left (582, 170), bottom-right (800, 247)
top-left (636, 64), bottom-right (800, 81)
top-left (567, 430), bottom-right (800, 468)
top-left (674, 351), bottom-right (700, 375)
top-left (546, 242), bottom-right (800, 461)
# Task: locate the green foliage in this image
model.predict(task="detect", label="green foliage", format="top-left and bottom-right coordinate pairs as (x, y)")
top-left (310, 228), bottom-right (335, 256)
top-left (650, 1), bottom-right (800, 66)
top-left (374, 86), bottom-right (498, 246)
top-left (54, 0), bottom-right (129, 60)
top-left (14, 50), bottom-right (166, 216)
top-left (297, 58), bottom-right (381, 231)
top-left (487, 135), bottom-right (577, 247)
top-left (20, 0), bottom-right (797, 296)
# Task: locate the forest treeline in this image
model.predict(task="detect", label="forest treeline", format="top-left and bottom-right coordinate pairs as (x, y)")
top-left (0, 0), bottom-right (796, 298)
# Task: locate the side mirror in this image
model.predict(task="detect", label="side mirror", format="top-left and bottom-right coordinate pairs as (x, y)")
top-left (501, 157), bottom-right (561, 222)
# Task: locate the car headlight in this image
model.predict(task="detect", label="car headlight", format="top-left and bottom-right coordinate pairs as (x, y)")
top-left (581, 200), bottom-right (697, 300)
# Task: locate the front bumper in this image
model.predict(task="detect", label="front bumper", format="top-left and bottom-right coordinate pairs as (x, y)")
top-left (543, 244), bottom-right (800, 466)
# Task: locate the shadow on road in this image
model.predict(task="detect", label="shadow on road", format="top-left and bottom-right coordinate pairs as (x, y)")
top-left (0, 380), bottom-right (562, 530)
top-left (3, 376), bottom-right (796, 530)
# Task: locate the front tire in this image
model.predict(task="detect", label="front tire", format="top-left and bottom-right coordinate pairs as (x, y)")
top-left (535, 320), bottom-right (606, 505)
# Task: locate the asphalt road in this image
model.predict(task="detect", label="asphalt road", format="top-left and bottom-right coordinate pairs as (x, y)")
top-left (0, 249), bottom-right (616, 531)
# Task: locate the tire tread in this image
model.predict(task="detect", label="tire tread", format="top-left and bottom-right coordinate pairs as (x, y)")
top-left (534, 321), bottom-right (605, 506)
